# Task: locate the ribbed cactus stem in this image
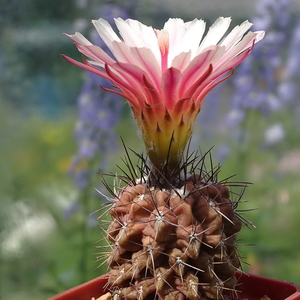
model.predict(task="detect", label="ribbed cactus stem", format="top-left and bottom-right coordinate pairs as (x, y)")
top-left (98, 166), bottom-right (245, 300)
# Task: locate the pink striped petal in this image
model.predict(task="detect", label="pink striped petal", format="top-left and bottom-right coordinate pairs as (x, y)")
top-left (171, 51), bottom-right (192, 72)
top-left (61, 54), bottom-right (110, 79)
top-left (156, 29), bottom-right (169, 72)
top-left (161, 67), bottom-right (182, 109)
top-left (210, 45), bottom-right (253, 81)
top-left (180, 46), bottom-right (225, 95)
top-left (110, 40), bottom-right (162, 91)
top-left (182, 64), bottom-right (213, 99)
top-left (74, 44), bottom-right (116, 67)
top-left (104, 63), bottom-right (149, 107)
top-left (111, 62), bottom-right (160, 107)
top-left (214, 32), bottom-right (260, 70)
top-left (129, 47), bottom-right (162, 91)
top-left (193, 69), bottom-right (234, 103)
top-left (172, 98), bottom-right (192, 118)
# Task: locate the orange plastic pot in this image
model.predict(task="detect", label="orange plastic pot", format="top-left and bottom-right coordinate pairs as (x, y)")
top-left (48, 272), bottom-right (300, 300)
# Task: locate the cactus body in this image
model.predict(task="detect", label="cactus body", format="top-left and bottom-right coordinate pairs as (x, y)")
top-left (101, 170), bottom-right (243, 300)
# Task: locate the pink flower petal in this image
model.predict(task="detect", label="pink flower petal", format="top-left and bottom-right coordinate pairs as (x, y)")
top-left (161, 67), bottom-right (182, 109)
top-left (61, 54), bottom-right (110, 79)
top-left (74, 44), bottom-right (116, 67)
top-left (156, 29), bottom-right (169, 72)
top-left (180, 46), bottom-right (225, 95)
top-left (111, 62), bottom-right (160, 107)
top-left (211, 45), bottom-right (254, 80)
top-left (110, 41), bottom-right (162, 91)
top-left (129, 47), bottom-right (162, 91)
top-left (171, 51), bottom-right (192, 72)
top-left (193, 69), bottom-right (234, 103)
top-left (141, 75), bottom-right (166, 119)
top-left (183, 64), bottom-right (213, 100)
top-left (104, 63), bottom-right (148, 107)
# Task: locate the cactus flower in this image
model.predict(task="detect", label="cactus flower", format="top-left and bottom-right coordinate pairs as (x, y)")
top-left (63, 17), bottom-right (264, 175)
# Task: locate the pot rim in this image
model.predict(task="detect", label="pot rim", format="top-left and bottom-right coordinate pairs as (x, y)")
top-left (47, 272), bottom-right (300, 300)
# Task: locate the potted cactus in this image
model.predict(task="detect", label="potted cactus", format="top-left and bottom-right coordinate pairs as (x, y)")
top-left (50, 16), bottom-right (300, 300)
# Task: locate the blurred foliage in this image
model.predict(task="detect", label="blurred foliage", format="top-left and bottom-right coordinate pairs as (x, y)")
top-left (1, 0), bottom-right (300, 300)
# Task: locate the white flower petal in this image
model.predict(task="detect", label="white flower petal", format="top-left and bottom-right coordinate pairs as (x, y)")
top-left (253, 30), bottom-right (265, 43)
top-left (182, 19), bottom-right (206, 58)
top-left (110, 40), bottom-right (135, 64)
top-left (130, 47), bottom-right (162, 89)
top-left (198, 17), bottom-right (232, 53)
top-left (126, 19), bottom-right (159, 47)
top-left (164, 18), bottom-right (186, 66)
top-left (92, 18), bottom-right (121, 57)
top-left (219, 20), bottom-right (253, 49)
top-left (66, 32), bottom-right (92, 46)
top-left (115, 18), bottom-right (161, 65)
top-left (128, 19), bottom-right (162, 64)
top-left (115, 18), bottom-right (145, 48)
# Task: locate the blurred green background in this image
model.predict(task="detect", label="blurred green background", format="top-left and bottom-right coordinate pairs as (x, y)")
top-left (1, 0), bottom-right (300, 299)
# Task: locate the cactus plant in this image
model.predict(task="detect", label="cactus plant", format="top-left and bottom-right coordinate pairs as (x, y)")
top-left (63, 17), bottom-right (264, 300)
top-left (96, 149), bottom-right (249, 300)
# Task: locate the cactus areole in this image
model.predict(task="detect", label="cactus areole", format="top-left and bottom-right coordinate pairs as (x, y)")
top-left (63, 17), bottom-right (265, 300)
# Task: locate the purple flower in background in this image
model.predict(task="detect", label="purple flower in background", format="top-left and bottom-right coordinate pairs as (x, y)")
top-left (69, 3), bottom-right (132, 189)
top-left (278, 20), bottom-right (300, 103)
top-left (213, 0), bottom-right (293, 163)
top-left (226, 0), bottom-right (292, 128)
